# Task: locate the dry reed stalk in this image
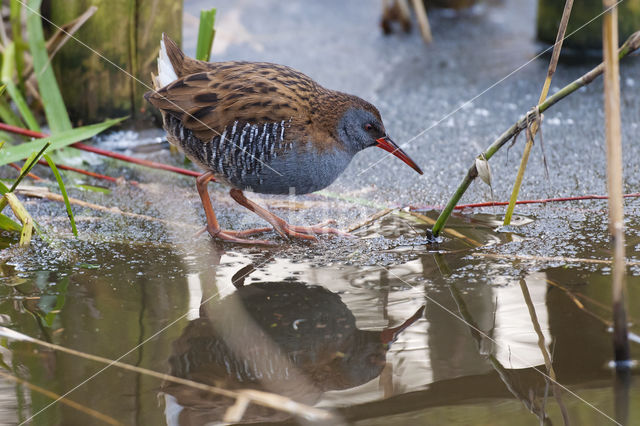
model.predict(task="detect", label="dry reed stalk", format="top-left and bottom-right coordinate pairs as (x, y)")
top-left (348, 208), bottom-right (394, 232)
top-left (16, 186), bottom-right (197, 229)
top-left (0, 369), bottom-right (122, 425)
top-left (519, 279), bottom-right (570, 424)
top-left (431, 31), bottom-right (640, 237)
top-left (411, 0), bottom-right (432, 43)
top-left (0, 327), bottom-right (334, 423)
top-left (503, 0), bottom-right (574, 225)
top-left (602, 0), bottom-right (630, 365)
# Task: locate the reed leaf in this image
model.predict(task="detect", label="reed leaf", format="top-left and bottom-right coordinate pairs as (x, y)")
top-left (26, 0), bottom-right (72, 133)
top-left (0, 117), bottom-right (125, 166)
top-left (1, 43), bottom-right (40, 132)
top-left (0, 97), bottom-right (24, 127)
top-left (44, 154), bottom-right (77, 236)
top-left (0, 213), bottom-right (22, 233)
top-left (9, 142), bottom-right (50, 192)
top-left (10, 0), bottom-right (26, 93)
top-left (0, 83), bottom-right (22, 127)
top-left (196, 8), bottom-right (217, 61)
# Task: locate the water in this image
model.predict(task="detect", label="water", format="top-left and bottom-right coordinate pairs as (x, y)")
top-left (1, 204), bottom-right (639, 424)
top-left (2, 0), bottom-right (640, 424)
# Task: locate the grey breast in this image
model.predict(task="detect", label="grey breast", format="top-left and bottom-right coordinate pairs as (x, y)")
top-left (166, 114), bottom-right (353, 195)
top-left (243, 141), bottom-right (354, 195)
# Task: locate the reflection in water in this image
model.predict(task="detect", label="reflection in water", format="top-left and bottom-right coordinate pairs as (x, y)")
top-left (162, 280), bottom-right (423, 424)
top-left (1, 210), bottom-right (638, 425)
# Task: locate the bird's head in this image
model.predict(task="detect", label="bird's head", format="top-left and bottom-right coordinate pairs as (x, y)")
top-left (337, 103), bottom-right (423, 175)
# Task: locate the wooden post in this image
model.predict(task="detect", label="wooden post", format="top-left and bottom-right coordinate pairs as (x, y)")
top-left (44, 0), bottom-right (182, 124)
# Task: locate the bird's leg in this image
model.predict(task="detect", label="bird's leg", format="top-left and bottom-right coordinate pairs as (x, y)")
top-left (229, 189), bottom-right (351, 241)
top-left (195, 172), bottom-right (275, 245)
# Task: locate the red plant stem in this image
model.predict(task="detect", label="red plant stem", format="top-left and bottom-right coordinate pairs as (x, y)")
top-left (73, 142), bottom-right (201, 178)
top-left (0, 123), bottom-right (41, 138)
top-left (35, 159), bottom-right (138, 185)
top-left (8, 163), bottom-right (42, 181)
top-left (409, 193), bottom-right (640, 211)
top-left (0, 123), bottom-right (203, 179)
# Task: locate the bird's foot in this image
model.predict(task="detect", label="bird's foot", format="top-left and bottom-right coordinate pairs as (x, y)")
top-left (215, 230), bottom-right (276, 246)
top-left (194, 220), bottom-right (351, 244)
top-left (195, 225), bottom-right (276, 246)
top-left (271, 219), bottom-right (353, 241)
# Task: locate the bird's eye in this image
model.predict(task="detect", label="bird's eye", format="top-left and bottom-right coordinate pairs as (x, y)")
top-left (364, 123), bottom-right (373, 131)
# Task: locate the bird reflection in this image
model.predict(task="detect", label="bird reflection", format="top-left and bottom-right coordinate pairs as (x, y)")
top-left (162, 278), bottom-right (423, 425)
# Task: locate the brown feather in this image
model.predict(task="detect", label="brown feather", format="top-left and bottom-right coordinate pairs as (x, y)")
top-left (162, 34), bottom-right (212, 77)
top-left (146, 36), bottom-right (383, 153)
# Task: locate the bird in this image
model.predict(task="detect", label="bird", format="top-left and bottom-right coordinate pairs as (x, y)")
top-left (145, 35), bottom-right (423, 245)
top-left (164, 279), bottom-right (424, 423)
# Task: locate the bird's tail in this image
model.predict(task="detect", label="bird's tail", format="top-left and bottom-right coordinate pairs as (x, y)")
top-left (153, 33), bottom-right (181, 89)
top-left (151, 34), bottom-right (211, 90)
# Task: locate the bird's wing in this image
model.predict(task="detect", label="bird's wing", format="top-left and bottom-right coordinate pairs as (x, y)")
top-left (145, 62), bottom-right (316, 142)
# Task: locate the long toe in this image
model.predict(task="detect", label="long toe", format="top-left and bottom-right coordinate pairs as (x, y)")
top-left (287, 223), bottom-right (353, 238)
top-left (196, 224), bottom-right (279, 239)
top-left (272, 221), bottom-right (355, 241)
top-left (202, 225), bottom-right (276, 246)
top-left (216, 231), bottom-right (277, 246)
top-left (279, 227), bottom-right (318, 241)
top-left (224, 227), bottom-right (273, 237)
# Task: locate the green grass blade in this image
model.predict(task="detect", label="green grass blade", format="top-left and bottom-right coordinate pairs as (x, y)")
top-left (0, 116), bottom-right (126, 166)
top-left (9, 142), bottom-right (51, 192)
top-left (0, 97), bottom-right (25, 127)
top-left (195, 8), bottom-right (217, 61)
top-left (1, 43), bottom-right (41, 132)
top-left (0, 176), bottom-right (9, 214)
top-left (26, 0), bottom-right (72, 133)
top-left (0, 181), bottom-right (10, 195)
top-left (20, 152), bottom-right (39, 176)
top-left (0, 85), bottom-right (23, 127)
top-left (44, 154), bottom-right (77, 237)
top-left (0, 213), bottom-right (22, 233)
top-left (3, 81), bottom-right (40, 132)
top-left (10, 0), bottom-right (26, 94)
top-left (0, 142), bottom-right (9, 198)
